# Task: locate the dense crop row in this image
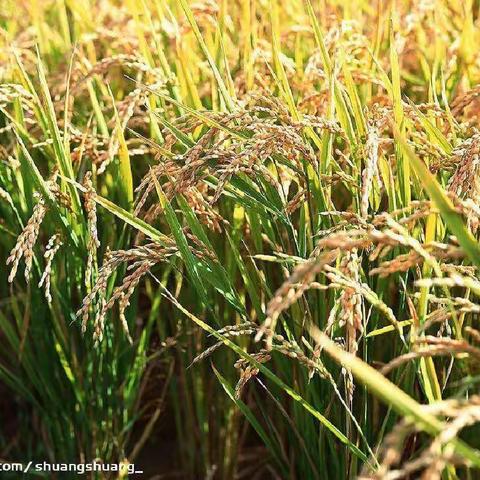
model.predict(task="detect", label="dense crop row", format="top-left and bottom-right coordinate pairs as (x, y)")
top-left (2, 1), bottom-right (480, 478)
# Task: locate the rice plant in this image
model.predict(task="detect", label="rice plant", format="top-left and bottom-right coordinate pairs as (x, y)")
top-left (2, 0), bottom-right (480, 478)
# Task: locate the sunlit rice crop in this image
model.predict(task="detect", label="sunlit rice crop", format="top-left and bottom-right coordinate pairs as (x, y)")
top-left (2, 1), bottom-right (480, 478)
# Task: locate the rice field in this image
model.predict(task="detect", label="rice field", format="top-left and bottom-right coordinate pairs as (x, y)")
top-left (1, 0), bottom-right (480, 478)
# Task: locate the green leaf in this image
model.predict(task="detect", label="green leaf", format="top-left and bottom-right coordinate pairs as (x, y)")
top-left (15, 132), bottom-right (80, 250)
top-left (178, 0), bottom-right (235, 111)
top-left (151, 172), bottom-right (210, 307)
top-left (177, 195), bottom-right (245, 315)
top-left (110, 87), bottom-right (134, 209)
top-left (212, 364), bottom-right (287, 474)
top-left (35, 48), bottom-right (82, 216)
